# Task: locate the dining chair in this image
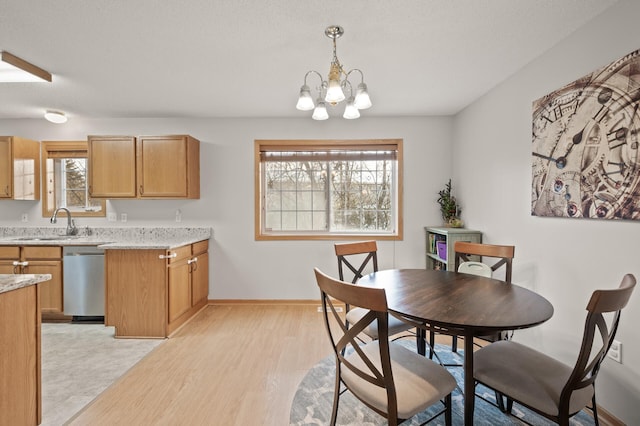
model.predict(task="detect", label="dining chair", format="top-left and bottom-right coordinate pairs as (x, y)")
top-left (334, 241), bottom-right (415, 340)
top-left (314, 268), bottom-right (456, 426)
top-left (474, 273), bottom-right (636, 426)
top-left (425, 241), bottom-right (516, 357)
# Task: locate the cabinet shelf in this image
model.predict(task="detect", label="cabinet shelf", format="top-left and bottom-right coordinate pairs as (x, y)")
top-left (425, 226), bottom-right (482, 271)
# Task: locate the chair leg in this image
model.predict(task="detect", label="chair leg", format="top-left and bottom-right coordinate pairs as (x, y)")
top-left (506, 397), bottom-right (513, 414)
top-left (452, 335), bottom-right (458, 353)
top-left (429, 329), bottom-right (435, 359)
top-left (591, 394), bottom-right (600, 426)
top-left (445, 393), bottom-right (452, 426)
top-left (330, 365), bottom-right (341, 426)
top-left (495, 391), bottom-right (506, 412)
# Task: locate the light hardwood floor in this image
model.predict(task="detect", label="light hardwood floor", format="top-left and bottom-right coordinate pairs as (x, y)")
top-left (68, 303), bottom-right (332, 425)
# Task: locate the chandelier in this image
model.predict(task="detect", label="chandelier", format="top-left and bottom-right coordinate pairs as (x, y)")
top-left (296, 25), bottom-right (372, 120)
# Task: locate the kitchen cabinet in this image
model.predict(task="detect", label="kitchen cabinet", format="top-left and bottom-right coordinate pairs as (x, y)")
top-left (0, 246), bottom-right (63, 313)
top-left (105, 240), bottom-right (209, 338)
top-left (0, 136), bottom-right (40, 200)
top-left (88, 134), bottom-right (200, 199)
top-left (0, 283), bottom-right (42, 425)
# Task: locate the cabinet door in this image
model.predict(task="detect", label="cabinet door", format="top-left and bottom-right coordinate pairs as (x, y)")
top-left (12, 137), bottom-right (40, 200)
top-left (191, 251), bottom-right (209, 305)
top-left (0, 284), bottom-right (40, 426)
top-left (0, 138), bottom-right (12, 198)
top-left (88, 136), bottom-right (137, 198)
top-left (25, 261), bottom-right (63, 313)
top-left (137, 136), bottom-right (188, 198)
top-left (168, 258), bottom-right (191, 323)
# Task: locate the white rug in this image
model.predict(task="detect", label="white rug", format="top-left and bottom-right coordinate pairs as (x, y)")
top-left (41, 323), bottom-right (163, 426)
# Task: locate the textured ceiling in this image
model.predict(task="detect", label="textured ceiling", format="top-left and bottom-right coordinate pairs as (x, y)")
top-left (0, 0), bottom-right (619, 120)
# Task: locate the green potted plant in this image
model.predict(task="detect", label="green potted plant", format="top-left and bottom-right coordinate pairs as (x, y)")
top-left (437, 179), bottom-right (463, 227)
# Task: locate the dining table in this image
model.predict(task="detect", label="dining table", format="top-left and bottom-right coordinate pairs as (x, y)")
top-left (357, 268), bottom-right (554, 425)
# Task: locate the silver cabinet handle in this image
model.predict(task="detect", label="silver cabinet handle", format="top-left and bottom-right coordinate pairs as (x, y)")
top-left (12, 261), bottom-right (29, 266)
top-left (187, 257), bottom-right (198, 264)
top-left (159, 253), bottom-right (178, 259)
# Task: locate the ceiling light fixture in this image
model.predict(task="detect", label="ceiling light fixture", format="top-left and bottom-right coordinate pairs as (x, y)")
top-left (296, 25), bottom-right (371, 120)
top-left (0, 51), bottom-right (52, 82)
top-left (44, 110), bottom-right (67, 124)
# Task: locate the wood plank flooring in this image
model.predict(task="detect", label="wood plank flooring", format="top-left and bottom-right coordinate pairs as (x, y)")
top-left (67, 303), bottom-right (331, 425)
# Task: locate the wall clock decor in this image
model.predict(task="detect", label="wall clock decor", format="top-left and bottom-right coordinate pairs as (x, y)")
top-left (532, 48), bottom-right (640, 220)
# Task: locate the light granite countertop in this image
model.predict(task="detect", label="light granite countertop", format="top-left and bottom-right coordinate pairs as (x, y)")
top-left (0, 226), bottom-right (212, 250)
top-left (0, 273), bottom-right (52, 295)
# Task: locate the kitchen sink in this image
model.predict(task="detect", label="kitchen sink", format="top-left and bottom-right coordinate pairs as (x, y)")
top-left (12, 236), bottom-right (82, 241)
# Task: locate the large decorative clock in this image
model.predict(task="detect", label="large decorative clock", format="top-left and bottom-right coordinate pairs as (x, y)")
top-left (532, 48), bottom-right (640, 220)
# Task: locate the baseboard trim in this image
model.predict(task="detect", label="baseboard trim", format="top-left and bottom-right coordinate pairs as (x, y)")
top-left (208, 299), bottom-right (320, 306)
top-left (597, 405), bottom-right (624, 426)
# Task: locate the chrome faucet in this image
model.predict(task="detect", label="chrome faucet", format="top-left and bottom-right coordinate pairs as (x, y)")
top-left (51, 207), bottom-right (78, 236)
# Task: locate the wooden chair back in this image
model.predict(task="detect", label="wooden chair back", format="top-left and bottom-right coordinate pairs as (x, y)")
top-left (559, 274), bottom-right (636, 419)
top-left (454, 241), bottom-right (515, 283)
top-left (334, 240), bottom-right (378, 284)
top-left (313, 268), bottom-right (399, 420)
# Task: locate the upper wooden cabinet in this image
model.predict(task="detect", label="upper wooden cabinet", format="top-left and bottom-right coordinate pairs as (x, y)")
top-left (0, 136), bottom-right (40, 200)
top-left (88, 135), bottom-right (200, 199)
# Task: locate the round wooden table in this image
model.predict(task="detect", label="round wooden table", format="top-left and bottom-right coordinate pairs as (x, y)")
top-left (358, 268), bottom-right (554, 425)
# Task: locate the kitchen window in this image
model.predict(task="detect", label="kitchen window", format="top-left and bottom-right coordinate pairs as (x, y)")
top-left (255, 139), bottom-right (403, 240)
top-left (41, 141), bottom-right (106, 217)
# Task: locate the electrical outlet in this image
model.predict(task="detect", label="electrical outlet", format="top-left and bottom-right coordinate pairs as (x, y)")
top-left (21, 213), bottom-right (28, 222)
top-left (607, 339), bottom-right (622, 363)
top-left (108, 213), bottom-right (117, 222)
top-left (120, 213), bottom-right (128, 222)
top-left (175, 209), bottom-right (182, 223)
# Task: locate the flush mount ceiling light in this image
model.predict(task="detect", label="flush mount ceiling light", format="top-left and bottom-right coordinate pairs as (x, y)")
top-left (0, 51), bottom-right (52, 82)
top-left (296, 25), bottom-right (372, 120)
top-left (44, 110), bottom-right (67, 124)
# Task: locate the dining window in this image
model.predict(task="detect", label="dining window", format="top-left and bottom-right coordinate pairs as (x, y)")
top-left (255, 139), bottom-right (403, 240)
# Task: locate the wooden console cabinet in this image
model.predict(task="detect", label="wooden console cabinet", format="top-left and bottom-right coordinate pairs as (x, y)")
top-left (425, 226), bottom-right (482, 271)
top-left (105, 240), bottom-right (209, 338)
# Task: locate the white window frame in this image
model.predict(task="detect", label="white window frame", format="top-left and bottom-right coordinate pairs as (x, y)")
top-left (254, 139), bottom-right (403, 241)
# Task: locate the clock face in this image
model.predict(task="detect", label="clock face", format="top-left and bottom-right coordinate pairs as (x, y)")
top-left (532, 48), bottom-right (640, 220)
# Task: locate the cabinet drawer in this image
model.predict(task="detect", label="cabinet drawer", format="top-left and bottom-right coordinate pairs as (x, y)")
top-left (192, 240), bottom-right (208, 255)
top-left (166, 245), bottom-right (191, 263)
top-left (23, 246), bottom-right (62, 260)
top-left (0, 246), bottom-right (20, 259)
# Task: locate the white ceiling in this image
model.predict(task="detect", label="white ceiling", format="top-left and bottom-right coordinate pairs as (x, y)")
top-left (0, 0), bottom-right (619, 121)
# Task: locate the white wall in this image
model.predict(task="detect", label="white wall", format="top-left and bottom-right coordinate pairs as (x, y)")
top-left (0, 116), bottom-right (453, 300)
top-left (453, 1), bottom-right (640, 423)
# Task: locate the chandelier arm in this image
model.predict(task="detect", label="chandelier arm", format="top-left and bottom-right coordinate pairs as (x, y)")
top-left (345, 68), bottom-right (365, 84)
top-left (303, 70), bottom-right (325, 86)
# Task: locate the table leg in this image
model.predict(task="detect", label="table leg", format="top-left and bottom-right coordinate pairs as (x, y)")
top-left (464, 330), bottom-right (475, 425)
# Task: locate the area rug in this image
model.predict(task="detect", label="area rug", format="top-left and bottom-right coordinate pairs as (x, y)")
top-left (40, 323), bottom-right (164, 426)
top-left (289, 341), bottom-right (595, 425)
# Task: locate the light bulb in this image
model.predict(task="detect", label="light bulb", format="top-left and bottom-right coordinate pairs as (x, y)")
top-left (343, 97), bottom-right (360, 119)
top-left (296, 85), bottom-right (314, 111)
top-left (354, 83), bottom-right (372, 109)
top-left (312, 100), bottom-right (329, 120)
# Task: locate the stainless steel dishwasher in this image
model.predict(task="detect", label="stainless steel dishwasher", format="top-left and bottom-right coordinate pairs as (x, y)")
top-left (63, 246), bottom-right (105, 321)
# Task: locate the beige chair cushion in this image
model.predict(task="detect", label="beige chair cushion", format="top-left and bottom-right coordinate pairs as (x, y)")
top-left (346, 307), bottom-right (412, 339)
top-left (341, 341), bottom-right (456, 419)
top-left (474, 340), bottom-right (594, 416)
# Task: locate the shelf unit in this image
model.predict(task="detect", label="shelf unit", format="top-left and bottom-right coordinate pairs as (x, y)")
top-left (425, 226), bottom-right (482, 271)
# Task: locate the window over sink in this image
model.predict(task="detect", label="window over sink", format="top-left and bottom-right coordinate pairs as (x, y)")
top-left (41, 141), bottom-right (106, 217)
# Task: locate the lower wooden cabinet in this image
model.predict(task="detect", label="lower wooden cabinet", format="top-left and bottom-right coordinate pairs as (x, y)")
top-left (0, 284), bottom-right (41, 425)
top-left (0, 245), bottom-right (63, 314)
top-left (105, 240), bottom-right (209, 338)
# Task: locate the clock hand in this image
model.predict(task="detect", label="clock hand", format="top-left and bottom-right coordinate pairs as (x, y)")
top-left (532, 152), bottom-right (566, 169)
